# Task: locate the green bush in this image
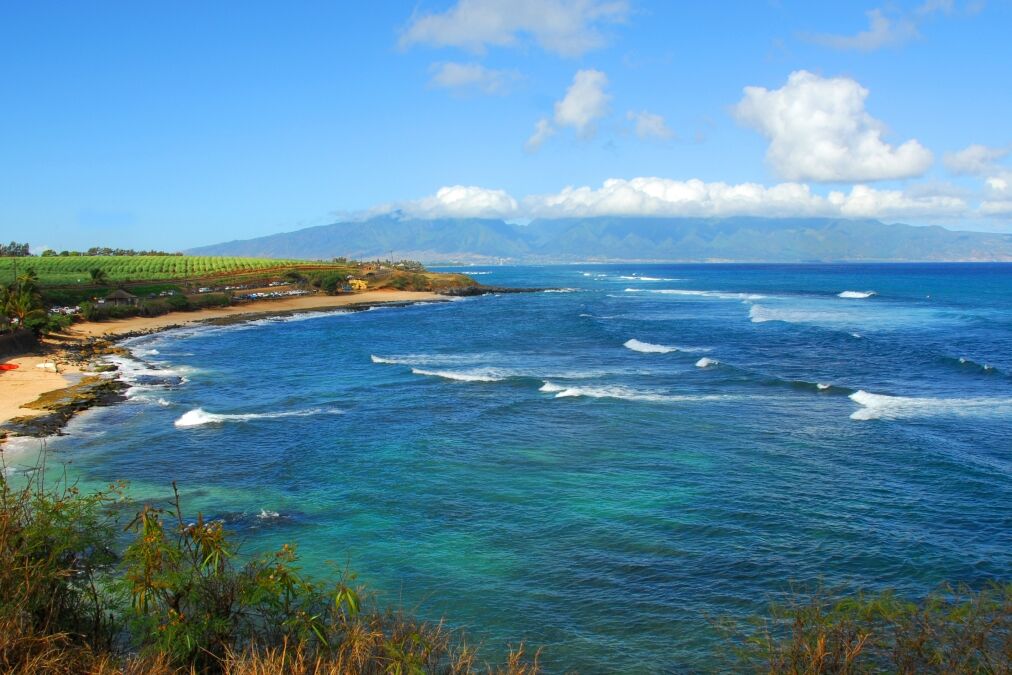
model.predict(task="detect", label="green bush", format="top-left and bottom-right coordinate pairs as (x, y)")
top-left (0, 465), bottom-right (540, 673)
top-left (723, 584), bottom-right (1012, 672)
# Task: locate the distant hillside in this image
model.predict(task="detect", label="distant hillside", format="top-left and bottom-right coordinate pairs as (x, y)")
top-left (187, 215), bottom-right (1012, 263)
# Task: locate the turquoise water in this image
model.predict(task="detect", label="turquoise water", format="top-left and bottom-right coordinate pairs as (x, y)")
top-left (10, 264), bottom-right (1012, 670)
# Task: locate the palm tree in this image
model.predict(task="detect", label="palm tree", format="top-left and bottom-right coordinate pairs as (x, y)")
top-left (90, 268), bottom-right (109, 285)
top-left (16, 268), bottom-right (39, 294)
top-left (3, 286), bottom-right (46, 329)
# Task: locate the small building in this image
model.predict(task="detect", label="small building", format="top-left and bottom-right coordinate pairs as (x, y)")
top-left (349, 279), bottom-right (368, 291)
top-left (105, 289), bottom-right (139, 306)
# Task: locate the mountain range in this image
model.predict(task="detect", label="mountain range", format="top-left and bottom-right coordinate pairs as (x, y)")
top-left (187, 215), bottom-right (1012, 263)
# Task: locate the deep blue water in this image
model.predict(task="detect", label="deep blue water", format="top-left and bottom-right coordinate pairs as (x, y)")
top-left (10, 264), bottom-right (1012, 671)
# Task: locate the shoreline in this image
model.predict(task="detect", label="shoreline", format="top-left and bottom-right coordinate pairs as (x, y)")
top-left (0, 290), bottom-right (447, 440)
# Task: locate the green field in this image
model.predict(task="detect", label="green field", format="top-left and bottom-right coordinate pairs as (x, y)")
top-left (0, 256), bottom-right (321, 285)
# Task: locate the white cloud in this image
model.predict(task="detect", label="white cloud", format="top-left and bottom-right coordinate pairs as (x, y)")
top-left (733, 70), bottom-right (933, 182)
top-left (554, 69), bottom-right (610, 134)
top-left (627, 110), bottom-right (674, 140)
top-left (526, 69), bottom-right (610, 151)
top-left (400, 0), bottom-right (629, 57)
top-left (944, 144), bottom-right (1010, 175)
top-left (524, 178), bottom-right (966, 220)
top-left (981, 171), bottom-right (1012, 217)
top-left (429, 62), bottom-right (518, 94)
top-left (525, 118), bottom-right (556, 152)
top-left (805, 9), bottom-right (918, 51)
top-left (827, 185), bottom-right (966, 219)
top-left (388, 178), bottom-right (971, 222)
top-left (396, 185), bottom-right (520, 219)
top-left (804, 1), bottom-right (960, 52)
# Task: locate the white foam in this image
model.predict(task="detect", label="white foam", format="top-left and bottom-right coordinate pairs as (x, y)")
top-left (816, 383), bottom-right (831, 390)
top-left (175, 407), bottom-right (341, 427)
top-left (539, 381), bottom-right (729, 404)
top-left (258, 509), bottom-right (280, 519)
top-left (848, 390), bottom-right (1012, 421)
top-left (695, 357), bottom-right (718, 368)
top-left (543, 288), bottom-right (578, 293)
top-left (106, 355), bottom-right (193, 386)
top-left (838, 291), bottom-right (876, 299)
top-left (625, 288), bottom-right (765, 301)
top-left (371, 353), bottom-right (488, 366)
top-left (410, 368), bottom-right (506, 382)
top-left (623, 339), bottom-right (676, 354)
top-left (617, 276), bottom-right (681, 281)
top-left (749, 305), bottom-right (840, 325)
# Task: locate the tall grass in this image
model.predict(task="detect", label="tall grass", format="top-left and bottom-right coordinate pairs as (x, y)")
top-left (0, 457), bottom-right (539, 674)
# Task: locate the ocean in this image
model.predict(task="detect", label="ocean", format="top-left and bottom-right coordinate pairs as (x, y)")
top-left (7, 264), bottom-right (1012, 671)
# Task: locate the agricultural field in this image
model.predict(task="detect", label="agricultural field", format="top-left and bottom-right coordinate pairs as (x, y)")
top-left (0, 256), bottom-right (327, 285)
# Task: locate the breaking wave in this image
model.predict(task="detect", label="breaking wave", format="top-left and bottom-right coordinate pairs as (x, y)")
top-left (410, 368), bottom-right (507, 383)
top-left (623, 339), bottom-right (676, 354)
top-left (175, 407), bottom-right (342, 427)
top-left (617, 276), bottom-right (682, 282)
top-left (695, 357), bottom-right (719, 368)
top-left (539, 381), bottom-right (729, 404)
top-left (625, 288), bottom-right (765, 301)
top-left (848, 390), bottom-right (1012, 421)
top-left (371, 353), bottom-right (488, 366)
top-left (838, 291), bottom-right (876, 299)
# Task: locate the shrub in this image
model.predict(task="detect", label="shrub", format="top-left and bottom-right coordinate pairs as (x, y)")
top-left (0, 464), bottom-right (541, 673)
top-left (723, 584), bottom-right (1012, 673)
top-left (0, 465), bottom-right (124, 672)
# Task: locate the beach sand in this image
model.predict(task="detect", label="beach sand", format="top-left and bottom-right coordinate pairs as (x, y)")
top-left (1, 290), bottom-right (444, 427)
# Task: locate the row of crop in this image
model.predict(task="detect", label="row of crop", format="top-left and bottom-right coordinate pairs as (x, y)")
top-left (0, 256), bottom-right (313, 283)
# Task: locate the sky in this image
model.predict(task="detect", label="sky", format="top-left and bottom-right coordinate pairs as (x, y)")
top-left (2, 0), bottom-right (1011, 251)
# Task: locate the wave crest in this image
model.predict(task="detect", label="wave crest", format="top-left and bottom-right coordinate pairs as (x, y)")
top-left (848, 390), bottom-right (1012, 421)
top-left (838, 291), bottom-right (876, 299)
top-left (623, 339), bottom-right (676, 354)
top-left (175, 407), bottom-right (342, 428)
top-left (410, 368), bottom-right (506, 382)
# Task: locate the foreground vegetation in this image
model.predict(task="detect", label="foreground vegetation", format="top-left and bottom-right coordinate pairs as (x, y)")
top-left (1, 460), bottom-right (1008, 673)
top-left (0, 463), bottom-right (539, 674)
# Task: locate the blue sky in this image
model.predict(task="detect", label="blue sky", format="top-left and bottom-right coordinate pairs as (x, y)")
top-left (2, 0), bottom-right (1011, 250)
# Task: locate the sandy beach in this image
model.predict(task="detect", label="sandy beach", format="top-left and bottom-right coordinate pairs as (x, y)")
top-left (0, 290), bottom-right (444, 428)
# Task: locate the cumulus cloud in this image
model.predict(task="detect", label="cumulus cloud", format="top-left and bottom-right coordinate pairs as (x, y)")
top-left (429, 62), bottom-right (519, 94)
top-left (553, 69), bottom-right (610, 134)
top-left (733, 70), bottom-right (933, 182)
top-left (944, 144), bottom-right (1010, 175)
top-left (526, 69), bottom-right (610, 151)
top-left (395, 185), bottom-right (520, 219)
top-left (386, 178), bottom-right (971, 222)
top-left (627, 110), bottom-right (674, 140)
top-left (523, 178), bottom-right (966, 220)
top-left (400, 0), bottom-right (629, 57)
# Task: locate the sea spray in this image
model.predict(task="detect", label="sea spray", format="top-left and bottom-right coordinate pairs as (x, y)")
top-left (175, 407), bottom-right (342, 427)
